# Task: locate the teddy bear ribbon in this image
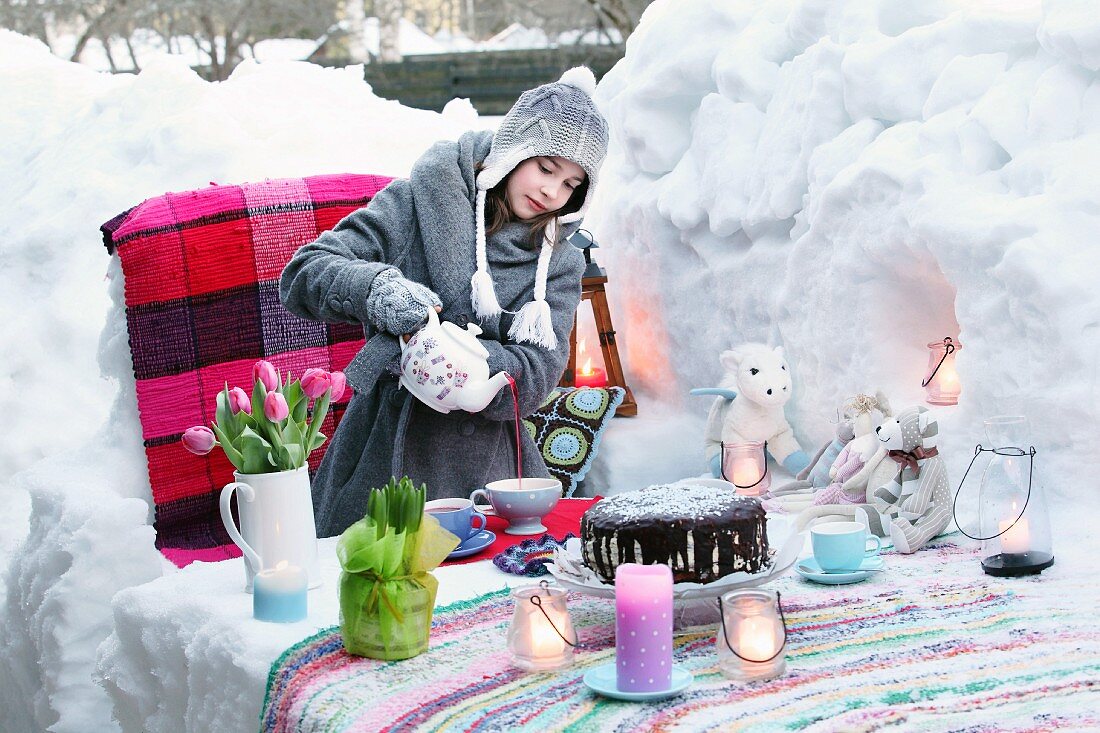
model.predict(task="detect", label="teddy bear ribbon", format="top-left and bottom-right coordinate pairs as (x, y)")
top-left (887, 446), bottom-right (939, 477)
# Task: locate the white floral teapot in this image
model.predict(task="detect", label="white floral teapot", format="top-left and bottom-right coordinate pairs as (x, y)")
top-left (399, 308), bottom-right (511, 414)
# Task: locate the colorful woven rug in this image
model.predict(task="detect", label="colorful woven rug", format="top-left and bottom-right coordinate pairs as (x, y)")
top-left (101, 174), bottom-right (392, 566)
top-left (262, 542), bottom-right (1098, 732)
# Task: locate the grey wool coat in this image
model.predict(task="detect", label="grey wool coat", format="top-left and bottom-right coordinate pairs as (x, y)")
top-left (280, 130), bottom-right (585, 537)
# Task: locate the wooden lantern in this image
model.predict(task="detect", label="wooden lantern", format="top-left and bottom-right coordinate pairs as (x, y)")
top-left (560, 230), bottom-right (636, 416)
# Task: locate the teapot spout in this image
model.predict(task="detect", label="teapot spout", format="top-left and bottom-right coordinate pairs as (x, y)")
top-left (456, 371), bottom-right (512, 413)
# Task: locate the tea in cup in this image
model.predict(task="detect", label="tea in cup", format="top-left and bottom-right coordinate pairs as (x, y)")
top-left (470, 478), bottom-right (561, 535)
top-left (810, 521), bottom-right (882, 572)
top-left (424, 498), bottom-right (487, 544)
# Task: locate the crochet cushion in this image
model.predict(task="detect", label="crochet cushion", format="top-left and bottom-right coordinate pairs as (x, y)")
top-left (101, 174), bottom-right (393, 567)
top-left (522, 386), bottom-right (624, 497)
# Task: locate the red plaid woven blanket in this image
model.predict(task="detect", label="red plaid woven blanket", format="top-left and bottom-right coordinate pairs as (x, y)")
top-left (101, 174), bottom-right (393, 567)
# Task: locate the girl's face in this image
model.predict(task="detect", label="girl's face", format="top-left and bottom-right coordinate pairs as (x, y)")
top-left (505, 156), bottom-right (586, 220)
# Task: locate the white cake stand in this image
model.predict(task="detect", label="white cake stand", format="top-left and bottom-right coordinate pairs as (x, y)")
top-left (545, 516), bottom-right (802, 602)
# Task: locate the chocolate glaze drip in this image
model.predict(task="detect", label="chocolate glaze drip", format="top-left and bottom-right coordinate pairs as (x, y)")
top-left (580, 486), bottom-right (769, 584)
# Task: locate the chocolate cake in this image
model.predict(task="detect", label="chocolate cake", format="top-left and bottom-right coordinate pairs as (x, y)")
top-left (580, 485), bottom-right (770, 584)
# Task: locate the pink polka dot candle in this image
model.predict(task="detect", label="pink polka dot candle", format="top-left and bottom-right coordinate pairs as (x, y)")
top-left (615, 563), bottom-right (673, 693)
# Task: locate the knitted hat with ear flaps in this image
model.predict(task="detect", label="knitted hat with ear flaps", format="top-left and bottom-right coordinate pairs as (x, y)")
top-left (471, 66), bottom-right (609, 350)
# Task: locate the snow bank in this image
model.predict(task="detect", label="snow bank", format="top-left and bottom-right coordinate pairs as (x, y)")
top-left (587, 0), bottom-right (1100, 504)
top-left (0, 29), bottom-right (483, 731)
top-left (5, 0), bottom-right (1100, 726)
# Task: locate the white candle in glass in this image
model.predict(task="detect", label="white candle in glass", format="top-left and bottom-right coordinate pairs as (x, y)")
top-left (529, 611), bottom-right (567, 658)
top-left (999, 516), bottom-right (1031, 555)
top-left (507, 585), bottom-right (574, 671)
top-left (717, 589), bottom-right (786, 681)
top-left (732, 459), bottom-right (760, 489)
top-left (737, 616), bottom-right (779, 661)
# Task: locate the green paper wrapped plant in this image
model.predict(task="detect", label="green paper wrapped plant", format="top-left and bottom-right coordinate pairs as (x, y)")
top-left (337, 477), bottom-right (460, 660)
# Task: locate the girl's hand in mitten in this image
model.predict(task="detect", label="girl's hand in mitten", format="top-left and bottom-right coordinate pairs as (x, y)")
top-left (402, 306), bottom-right (442, 344)
top-left (366, 268), bottom-right (443, 336)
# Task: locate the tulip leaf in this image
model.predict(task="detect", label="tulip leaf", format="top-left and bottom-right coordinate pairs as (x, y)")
top-left (303, 392), bottom-right (331, 458)
top-left (285, 382), bottom-right (307, 423)
top-left (216, 384), bottom-right (232, 433)
top-left (283, 444), bottom-right (304, 469)
top-left (251, 380), bottom-right (268, 423)
top-left (282, 417), bottom-right (304, 447)
top-left (311, 432), bottom-right (327, 450)
top-left (209, 422), bottom-right (244, 471)
top-left (238, 426), bottom-right (274, 474)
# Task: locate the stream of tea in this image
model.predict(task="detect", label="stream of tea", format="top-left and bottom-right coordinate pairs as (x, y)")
top-left (505, 373), bottom-right (521, 488)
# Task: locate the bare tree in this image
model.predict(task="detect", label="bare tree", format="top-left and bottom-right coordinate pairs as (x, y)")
top-left (374, 0), bottom-right (402, 62)
top-left (2, 0), bottom-right (340, 79)
top-left (476, 0), bottom-right (648, 43)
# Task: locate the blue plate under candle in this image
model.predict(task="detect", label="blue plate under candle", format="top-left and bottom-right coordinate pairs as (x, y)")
top-left (583, 662), bottom-right (693, 701)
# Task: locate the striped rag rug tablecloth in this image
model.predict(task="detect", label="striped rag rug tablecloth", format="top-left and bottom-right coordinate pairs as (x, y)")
top-left (261, 542), bottom-right (1099, 732)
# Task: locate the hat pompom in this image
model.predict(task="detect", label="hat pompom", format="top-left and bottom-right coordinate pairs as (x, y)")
top-left (558, 66), bottom-right (597, 96)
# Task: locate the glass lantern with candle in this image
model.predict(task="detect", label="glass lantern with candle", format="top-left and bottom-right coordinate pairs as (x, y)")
top-left (721, 441), bottom-right (770, 496)
top-left (954, 415), bottom-right (1054, 577)
top-left (574, 337), bottom-right (609, 389)
top-left (507, 583), bottom-right (576, 671)
top-left (716, 589), bottom-right (787, 682)
top-left (922, 337), bottom-right (962, 406)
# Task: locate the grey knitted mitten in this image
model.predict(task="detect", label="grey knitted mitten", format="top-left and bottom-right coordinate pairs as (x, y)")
top-left (365, 268), bottom-right (442, 335)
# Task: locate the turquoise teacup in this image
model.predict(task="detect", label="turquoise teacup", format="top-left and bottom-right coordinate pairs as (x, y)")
top-left (424, 498), bottom-right (486, 544)
top-left (810, 521), bottom-right (881, 572)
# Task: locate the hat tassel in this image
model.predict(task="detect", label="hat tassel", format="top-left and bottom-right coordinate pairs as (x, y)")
top-left (471, 189), bottom-right (502, 318)
top-left (509, 298), bottom-right (557, 350)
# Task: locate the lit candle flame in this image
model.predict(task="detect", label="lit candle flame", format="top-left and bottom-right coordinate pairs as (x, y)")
top-left (578, 338), bottom-right (594, 376)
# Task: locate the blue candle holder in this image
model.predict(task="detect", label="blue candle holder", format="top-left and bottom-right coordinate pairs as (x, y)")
top-left (253, 562), bottom-right (308, 623)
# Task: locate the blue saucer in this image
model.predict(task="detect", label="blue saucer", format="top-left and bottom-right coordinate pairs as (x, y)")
top-left (583, 662), bottom-right (693, 701)
top-left (447, 530), bottom-right (496, 560)
top-left (796, 556), bottom-right (884, 585)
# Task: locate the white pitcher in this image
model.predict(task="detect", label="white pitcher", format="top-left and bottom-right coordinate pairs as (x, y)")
top-left (219, 466), bottom-right (321, 592)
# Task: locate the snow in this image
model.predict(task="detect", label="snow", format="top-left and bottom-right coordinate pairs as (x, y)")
top-left (94, 539), bottom-right (521, 733)
top-left (0, 29), bottom-right (486, 733)
top-left (4, 0), bottom-right (1100, 728)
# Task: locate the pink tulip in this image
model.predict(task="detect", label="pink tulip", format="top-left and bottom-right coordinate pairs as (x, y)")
top-left (264, 391), bottom-right (289, 422)
top-left (252, 360), bottom-right (279, 392)
top-left (300, 368), bottom-right (332, 400)
top-left (182, 426), bottom-right (216, 455)
top-left (329, 371), bottom-right (347, 401)
top-left (228, 386), bottom-right (251, 414)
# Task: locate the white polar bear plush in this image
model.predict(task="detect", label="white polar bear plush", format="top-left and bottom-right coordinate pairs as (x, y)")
top-left (869, 405), bottom-right (951, 554)
top-left (701, 344), bottom-right (809, 478)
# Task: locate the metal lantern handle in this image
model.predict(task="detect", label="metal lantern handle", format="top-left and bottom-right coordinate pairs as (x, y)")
top-left (720, 440), bottom-right (770, 489)
top-left (921, 337), bottom-right (956, 388)
top-left (951, 444), bottom-right (1036, 542)
top-left (718, 591), bottom-right (788, 664)
top-left (528, 580), bottom-right (581, 648)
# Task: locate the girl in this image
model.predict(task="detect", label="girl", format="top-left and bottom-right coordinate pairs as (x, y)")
top-left (280, 67), bottom-right (609, 537)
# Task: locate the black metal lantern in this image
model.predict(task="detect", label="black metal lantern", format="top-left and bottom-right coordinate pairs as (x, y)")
top-left (953, 416), bottom-right (1055, 577)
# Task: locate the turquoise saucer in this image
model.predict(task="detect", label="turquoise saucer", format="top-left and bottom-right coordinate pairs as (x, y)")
top-left (796, 556), bottom-right (884, 585)
top-left (583, 662), bottom-right (693, 702)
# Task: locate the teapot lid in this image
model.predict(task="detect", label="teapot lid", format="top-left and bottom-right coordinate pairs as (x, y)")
top-left (441, 320), bottom-right (490, 360)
